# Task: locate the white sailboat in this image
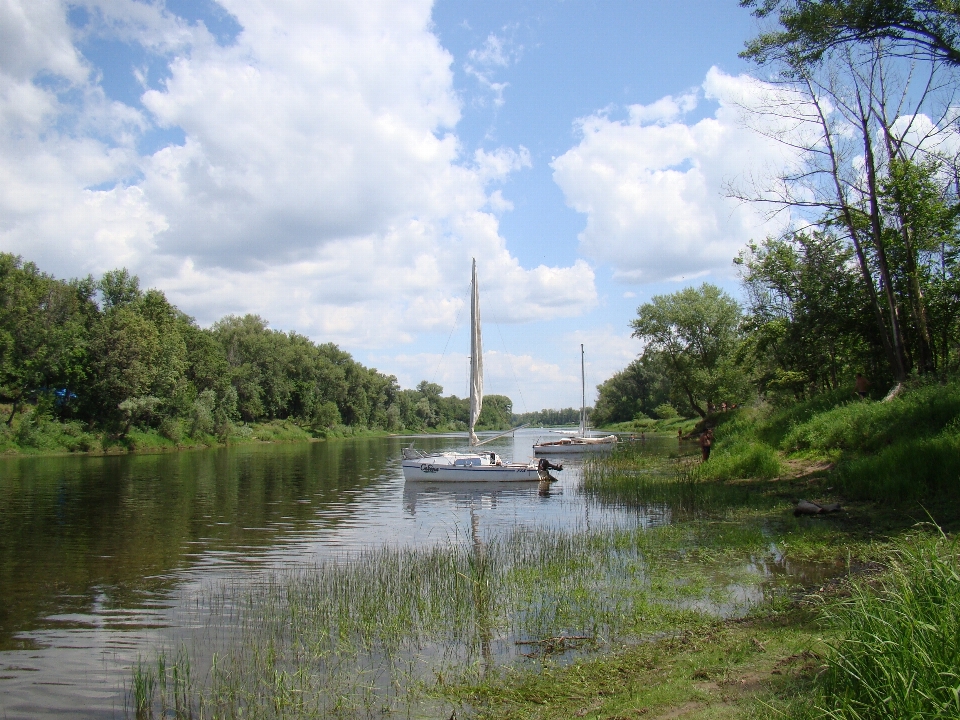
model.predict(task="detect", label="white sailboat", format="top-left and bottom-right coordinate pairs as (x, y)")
top-left (533, 344), bottom-right (617, 455)
top-left (401, 259), bottom-right (554, 482)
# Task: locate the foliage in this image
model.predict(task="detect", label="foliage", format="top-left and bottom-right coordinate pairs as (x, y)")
top-left (513, 406), bottom-right (583, 426)
top-left (741, 0), bottom-right (960, 67)
top-left (0, 253), bottom-right (520, 451)
top-left (737, 232), bottom-right (884, 398)
top-left (629, 284), bottom-right (752, 417)
top-left (592, 354), bottom-right (673, 425)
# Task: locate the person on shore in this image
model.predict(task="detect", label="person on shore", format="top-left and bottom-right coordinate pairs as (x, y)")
top-left (640, 431), bottom-right (646, 442)
top-left (678, 428), bottom-right (683, 443)
top-left (699, 428), bottom-right (713, 461)
top-left (855, 373), bottom-right (870, 399)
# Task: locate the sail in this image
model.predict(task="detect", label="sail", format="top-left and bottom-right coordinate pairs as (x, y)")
top-left (468, 259), bottom-right (483, 445)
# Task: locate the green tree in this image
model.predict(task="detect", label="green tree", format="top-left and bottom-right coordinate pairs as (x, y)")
top-left (737, 232), bottom-right (882, 395)
top-left (741, 0), bottom-right (960, 67)
top-left (476, 394), bottom-right (513, 430)
top-left (592, 353), bottom-right (673, 425)
top-left (0, 255), bottom-right (94, 423)
top-left (630, 284), bottom-right (749, 417)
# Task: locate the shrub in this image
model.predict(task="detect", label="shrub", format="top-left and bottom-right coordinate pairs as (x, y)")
top-left (653, 403), bottom-right (679, 420)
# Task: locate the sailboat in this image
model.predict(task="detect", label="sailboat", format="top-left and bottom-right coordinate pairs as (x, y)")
top-left (532, 344), bottom-right (617, 455)
top-left (401, 259), bottom-right (555, 482)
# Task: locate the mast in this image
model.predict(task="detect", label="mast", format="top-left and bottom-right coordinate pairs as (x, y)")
top-left (468, 259), bottom-right (483, 446)
top-left (580, 344), bottom-right (586, 437)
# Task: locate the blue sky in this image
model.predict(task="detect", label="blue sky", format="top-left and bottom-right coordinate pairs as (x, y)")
top-left (1, 0), bottom-right (794, 410)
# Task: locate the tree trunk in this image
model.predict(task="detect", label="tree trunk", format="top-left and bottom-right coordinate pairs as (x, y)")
top-left (860, 113), bottom-right (909, 381)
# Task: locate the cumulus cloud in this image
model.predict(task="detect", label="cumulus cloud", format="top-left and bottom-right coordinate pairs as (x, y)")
top-left (0, 0), bottom-right (595, 351)
top-left (377, 325), bottom-right (638, 410)
top-left (552, 67), bottom-right (802, 284)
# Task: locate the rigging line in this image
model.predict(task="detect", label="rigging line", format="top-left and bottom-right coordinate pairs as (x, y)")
top-left (494, 321), bottom-right (529, 415)
top-left (430, 296), bottom-right (464, 387)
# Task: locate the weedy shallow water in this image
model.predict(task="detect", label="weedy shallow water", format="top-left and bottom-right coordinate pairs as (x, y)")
top-left (129, 440), bottom-right (845, 719)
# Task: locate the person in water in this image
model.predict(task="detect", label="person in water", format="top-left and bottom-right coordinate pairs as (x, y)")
top-left (699, 428), bottom-right (713, 461)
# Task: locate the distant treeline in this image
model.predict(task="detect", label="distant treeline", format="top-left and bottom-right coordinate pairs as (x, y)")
top-left (512, 407), bottom-right (585, 427)
top-left (0, 254), bottom-right (521, 443)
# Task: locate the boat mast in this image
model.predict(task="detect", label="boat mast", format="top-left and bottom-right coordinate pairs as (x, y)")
top-left (580, 344), bottom-right (586, 437)
top-left (468, 259), bottom-right (483, 446)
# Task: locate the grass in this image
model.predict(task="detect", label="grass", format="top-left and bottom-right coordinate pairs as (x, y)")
top-left (701, 377), bottom-right (960, 502)
top-left (816, 528), bottom-right (960, 720)
top-left (129, 511), bottom-right (836, 718)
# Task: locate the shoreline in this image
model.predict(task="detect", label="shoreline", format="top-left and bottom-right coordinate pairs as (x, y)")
top-left (0, 421), bottom-right (571, 459)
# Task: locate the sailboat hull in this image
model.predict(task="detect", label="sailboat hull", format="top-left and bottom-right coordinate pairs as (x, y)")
top-left (532, 436), bottom-right (617, 455)
top-left (401, 453), bottom-right (545, 482)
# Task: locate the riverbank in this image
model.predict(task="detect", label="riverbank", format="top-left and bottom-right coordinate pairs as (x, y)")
top-left (0, 411), bottom-right (501, 457)
top-left (445, 379), bottom-right (960, 719)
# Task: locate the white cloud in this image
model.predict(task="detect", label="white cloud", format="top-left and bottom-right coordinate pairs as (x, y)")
top-left (0, 0), bottom-right (595, 351)
top-left (552, 67), bottom-right (801, 284)
top-left (465, 29), bottom-right (521, 108)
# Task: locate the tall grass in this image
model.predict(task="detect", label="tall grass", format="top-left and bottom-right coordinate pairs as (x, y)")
top-left (130, 519), bottom-right (798, 718)
top-left (818, 530), bottom-right (960, 719)
top-left (696, 378), bottom-right (960, 502)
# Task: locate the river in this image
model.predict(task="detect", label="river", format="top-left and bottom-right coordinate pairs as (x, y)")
top-left (2, 429), bottom-right (691, 718)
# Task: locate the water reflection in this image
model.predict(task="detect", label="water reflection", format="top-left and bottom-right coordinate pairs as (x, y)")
top-left (0, 430), bottom-right (839, 719)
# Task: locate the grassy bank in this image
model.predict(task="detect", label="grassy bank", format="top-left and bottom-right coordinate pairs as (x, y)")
top-left (0, 406), bottom-right (469, 456)
top-left (695, 377), bottom-right (960, 501)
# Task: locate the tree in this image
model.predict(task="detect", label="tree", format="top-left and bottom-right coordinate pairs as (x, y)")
top-left (733, 18), bottom-right (960, 380)
top-left (741, 0), bottom-right (960, 67)
top-left (630, 284), bottom-right (750, 417)
top-left (737, 232), bottom-right (883, 396)
top-left (0, 255), bottom-right (94, 423)
top-left (592, 354), bottom-right (672, 425)
top-left (476, 394), bottom-right (513, 430)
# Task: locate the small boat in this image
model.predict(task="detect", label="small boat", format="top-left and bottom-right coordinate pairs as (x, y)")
top-left (401, 260), bottom-right (555, 483)
top-left (533, 344), bottom-right (617, 455)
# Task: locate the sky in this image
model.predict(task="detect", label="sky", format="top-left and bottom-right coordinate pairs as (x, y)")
top-left (1, 0), bottom-right (801, 412)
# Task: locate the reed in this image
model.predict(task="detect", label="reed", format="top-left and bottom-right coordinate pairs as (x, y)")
top-left (131, 514), bottom-right (801, 718)
top-left (581, 447), bottom-right (773, 516)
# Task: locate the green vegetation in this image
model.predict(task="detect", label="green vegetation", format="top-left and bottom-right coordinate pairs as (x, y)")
top-left (818, 530), bottom-right (960, 720)
top-left (700, 378), bottom-right (960, 499)
top-left (129, 495), bottom-right (839, 719)
top-left (512, 406), bottom-right (583, 427)
top-left (0, 255), bottom-right (523, 455)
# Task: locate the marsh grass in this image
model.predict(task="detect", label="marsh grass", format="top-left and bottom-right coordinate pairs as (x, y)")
top-left (130, 514), bottom-right (808, 719)
top-left (817, 529), bottom-right (960, 719)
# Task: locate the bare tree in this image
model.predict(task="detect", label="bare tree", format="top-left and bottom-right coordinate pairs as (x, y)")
top-left (730, 38), bottom-right (959, 380)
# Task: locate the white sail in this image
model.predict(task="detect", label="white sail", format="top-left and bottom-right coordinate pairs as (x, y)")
top-left (468, 258), bottom-right (483, 446)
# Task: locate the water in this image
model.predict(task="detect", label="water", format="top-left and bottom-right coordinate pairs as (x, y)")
top-left (0, 430), bottom-right (820, 718)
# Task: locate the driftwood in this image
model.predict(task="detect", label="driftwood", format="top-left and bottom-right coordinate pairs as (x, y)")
top-left (515, 634), bottom-right (593, 657)
top-left (882, 383), bottom-right (905, 403)
top-left (794, 500), bottom-right (842, 517)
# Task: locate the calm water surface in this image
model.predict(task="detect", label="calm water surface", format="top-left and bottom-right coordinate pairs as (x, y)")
top-left (1, 429), bottom-right (686, 718)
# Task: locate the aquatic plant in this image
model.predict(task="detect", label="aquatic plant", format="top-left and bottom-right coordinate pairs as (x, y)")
top-left (130, 517), bottom-right (796, 718)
